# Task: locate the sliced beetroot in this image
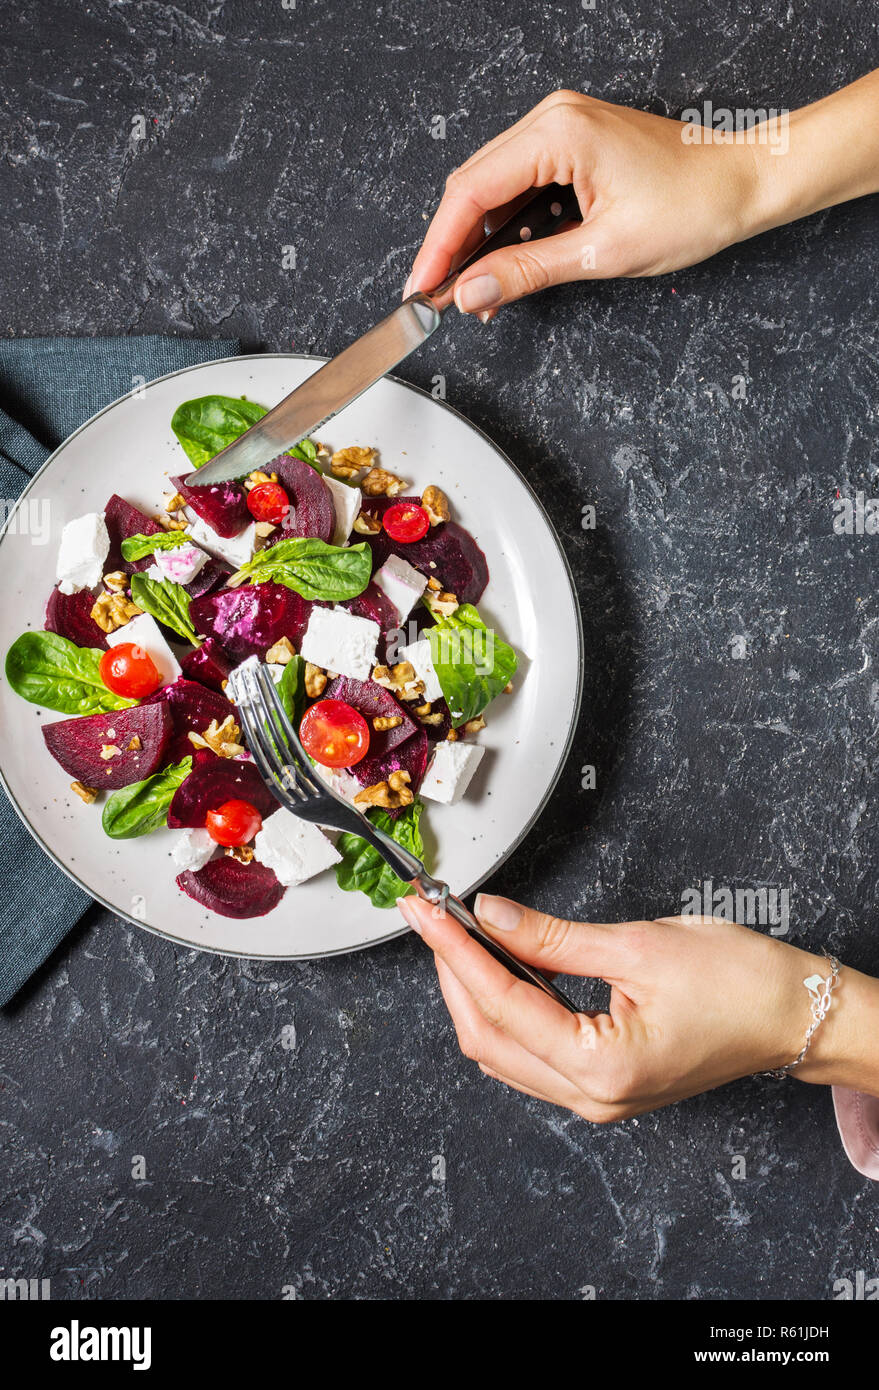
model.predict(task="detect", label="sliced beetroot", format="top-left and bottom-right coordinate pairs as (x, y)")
top-left (45, 586), bottom-right (108, 651)
top-left (168, 753), bottom-right (279, 828)
top-left (264, 453), bottom-right (334, 543)
top-left (352, 727), bottom-right (429, 817)
top-left (177, 856), bottom-right (285, 919)
top-left (43, 703), bottom-right (172, 790)
top-left (172, 472), bottom-right (250, 539)
top-left (362, 497), bottom-right (489, 604)
top-left (423, 698), bottom-right (453, 743)
top-left (190, 582), bottom-right (312, 662)
top-left (184, 557), bottom-right (232, 600)
top-left (180, 638), bottom-right (234, 695)
top-left (104, 493), bottom-right (164, 574)
top-left (142, 677), bottom-right (236, 765)
top-left (324, 674), bottom-right (418, 762)
top-left (343, 580), bottom-right (400, 632)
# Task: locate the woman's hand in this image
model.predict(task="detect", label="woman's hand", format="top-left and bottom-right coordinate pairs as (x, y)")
top-left (405, 75), bottom-right (879, 316)
top-left (396, 893), bottom-right (879, 1120)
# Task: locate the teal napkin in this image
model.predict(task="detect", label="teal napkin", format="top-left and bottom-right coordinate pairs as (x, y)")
top-left (0, 335), bottom-right (241, 1006)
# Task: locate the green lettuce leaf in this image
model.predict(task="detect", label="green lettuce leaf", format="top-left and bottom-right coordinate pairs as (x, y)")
top-left (121, 531), bottom-right (190, 562)
top-left (426, 603), bottom-right (517, 727)
top-left (102, 757), bottom-right (193, 839)
top-left (231, 537), bottom-right (372, 601)
top-left (170, 393), bottom-right (319, 471)
top-left (334, 801), bottom-right (424, 909)
top-left (129, 573), bottom-right (199, 646)
top-left (5, 631), bottom-right (135, 715)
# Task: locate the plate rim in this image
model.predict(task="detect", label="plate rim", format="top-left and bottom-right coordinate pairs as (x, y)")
top-left (0, 352), bottom-right (584, 961)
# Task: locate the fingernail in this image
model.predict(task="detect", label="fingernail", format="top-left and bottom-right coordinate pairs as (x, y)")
top-left (474, 893), bottom-right (523, 932)
top-left (478, 310), bottom-right (492, 325)
top-left (397, 896), bottom-right (422, 933)
top-left (402, 274), bottom-right (413, 299)
top-left (455, 274), bottom-right (502, 314)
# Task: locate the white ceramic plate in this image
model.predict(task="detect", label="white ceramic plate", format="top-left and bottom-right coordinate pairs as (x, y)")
top-left (0, 355), bottom-right (582, 959)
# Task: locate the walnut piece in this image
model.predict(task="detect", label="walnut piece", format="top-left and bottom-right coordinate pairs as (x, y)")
top-left (187, 715), bottom-right (245, 759)
top-left (254, 521), bottom-right (276, 539)
top-left (164, 491), bottom-right (187, 513)
top-left (265, 637), bottom-right (296, 665)
top-left (244, 469), bottom-right (278, 491)
top-left (91, 591), bottom-right (143, 634)
top-left (225, 845), bottom-right (255, 863)
top-left (352, 512), bottom-right (382, 536)
top-left (127, 734), bottom-right (142, 751)
top-left (361, 466), bottom-right (406, 498)
top-left (445, 728), bottom-right (459, 742)
top-left (426, 576), bottom-right (442, 592)
top-left (102, 570), bottom-right (128, 593)
top-left (305, 662), bottom-right (327, 698)
top-left (372, 714), bottom-right (402, 732)
top-left (331, 445), bottom-right (375, 479)
top-left (424, 588), bottom-right (459, 618)
top-left (372, 661), bottom-right (424, 701)
top-left (354, 769), bottom-right (414, 810)
top-left (422, 484), bottom-right (450, 526)
top-left (71, 780), bottom-right (98, 804)
top-left (100, 744), bottom-right (120, 761)
top-left (462, 715), bottom-right (486, 736)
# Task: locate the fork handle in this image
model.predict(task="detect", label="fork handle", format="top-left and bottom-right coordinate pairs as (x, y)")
top-left (412, 883), bottom-right (579, 1015)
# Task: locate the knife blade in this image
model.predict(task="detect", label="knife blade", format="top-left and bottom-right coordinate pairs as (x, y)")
top-left (187, 181), bottom-right (582, 487)
top-left (188, 294), bottom-right (442, 485)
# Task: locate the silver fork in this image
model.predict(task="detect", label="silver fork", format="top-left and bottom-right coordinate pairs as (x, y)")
top-left (227, 657), bottom-right (577, 1012)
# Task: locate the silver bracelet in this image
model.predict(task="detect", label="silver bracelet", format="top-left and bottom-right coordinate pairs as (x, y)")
top-left (763, 951), bottom-right (842, 1079)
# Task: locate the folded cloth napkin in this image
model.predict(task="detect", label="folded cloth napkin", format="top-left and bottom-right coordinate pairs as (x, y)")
top-left (0, 335), bottom-right (240, 1007)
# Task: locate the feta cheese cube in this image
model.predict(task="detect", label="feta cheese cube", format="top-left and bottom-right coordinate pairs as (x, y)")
top-left (145, 563), bottom-right (164, 582)
top-left (265, 663), bottom-right (285, 684)
top-left (373, 554), bottom-right (427, 621)
top-left (187, 515), bottom-right (257, 570)
top-left (106, 612), bottom-right (182, 687)
top-left (56, 512), bottom-right (110, 594)
top-left (253, 808), bottom-right (341, 886)
top-left (171, 828), bottom-right (216, 872)
top-left (420, 740), bottom-right (485, 805)
top-left (155, 540), bottom-right (208, 586)
top-left (300, 606), bottom-right (379, 682)
top-left (399, 637), bottom-right (443, 703)
top-left (313, 764), bottom-right (361, 807)
top-left (322, 473), bottom-right (362, 546)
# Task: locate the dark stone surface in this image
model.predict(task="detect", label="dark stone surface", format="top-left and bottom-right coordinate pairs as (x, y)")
top-left (1, 0), bottom-right (878, 1300)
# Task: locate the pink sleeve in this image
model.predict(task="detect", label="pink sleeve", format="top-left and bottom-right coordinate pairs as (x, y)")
top-left (833, 1086), bottom-right (879, 1179)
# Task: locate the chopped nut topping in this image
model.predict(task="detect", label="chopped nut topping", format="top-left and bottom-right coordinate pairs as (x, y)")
top-left (253, 521), bottom-right (276, 539)
top-left (422, 484), bottom-right (450, 526)
top-left (305, 662), bottom-right (327, 699)
top-left (372, 661), bottom-right (424, 701)
top-left (102, 570), bottom-right (128, 593)
top-left (100, 744), bottom-right (120, 761)
top-left (164, 491), bottom-right (187, 513)
top-left (158, 513), bottom-right (188, 531)
top-left (424, 588), bottom-right (459, 618)
top-left (313, 441), bottom-right (330, 460)
top-left (71, 780), bottom-right (98, 804)
top-left (127, 734), bottom-right (142, 751)
top-left (354, 768), bottom-right (413, 810)
top-left (265, 637), bottom-right (296, 665)
top-left (187, 715), bottom-right (245, 758)
top-left (417, 710), bottom-right (445, 726)
top-left (352, 512), bottom-right (382, 536)
top-left (462, 715), bottom-right (486, 736)
top-left (225, 844), bottom-right (255, 863)
top-left (413, 702), bottom-right (432, 718)
top-left (372, 714), bottom-right (402, 732)
top-left (244, 469), bottom-right (279, 491)
top-left (503, 681), bottom-right (514, 694)
top-left (445, 728), bottom-right (459, 742)
top-left (91, 591), bottom-right (144, 634)
top-left (361, 466), bottom-right (406, 498)
top-left (426, 576), bottom-right (442, 591)
top-left (331, 445), bottom-right (376, 479)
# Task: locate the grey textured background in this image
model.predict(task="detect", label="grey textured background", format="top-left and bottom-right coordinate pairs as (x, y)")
top-left (1, 0), bottom-right (878, 1300)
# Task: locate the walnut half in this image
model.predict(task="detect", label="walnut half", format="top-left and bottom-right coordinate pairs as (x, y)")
top-left (361, 466), bottom-right (406, 497)
top-left (188, 716), bottom-right (245, 758)
top-left (354, 769), bottom-right (414, 810)
top-left (422, 484), bottom-right (450, 526)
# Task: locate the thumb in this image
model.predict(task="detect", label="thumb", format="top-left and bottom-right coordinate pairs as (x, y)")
top-left (473, 893), bottom-right (624, 979)
top-left (453, 225), bottom-right (602, 314)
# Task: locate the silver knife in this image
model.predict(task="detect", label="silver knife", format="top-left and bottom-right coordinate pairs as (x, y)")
top-left (188, 183), bottom-right (582, 487)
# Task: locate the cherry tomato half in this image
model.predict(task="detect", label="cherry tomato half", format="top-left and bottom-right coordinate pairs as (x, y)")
top-left (299, 698), bottom-right (370, 768)
top-left (382, 501), bottom-right (430, 544)
top-left (99, 643), bottom-right (161, 699)
top-left (205, 799), bottom-right (263, 847)
top-left (247, 481), bottom-right (290, 525)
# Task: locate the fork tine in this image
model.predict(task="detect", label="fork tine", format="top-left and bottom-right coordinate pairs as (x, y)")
top-left (250, 661), bottom-right (321, 795)
top-left (237, 663), bottom-right (309, 802)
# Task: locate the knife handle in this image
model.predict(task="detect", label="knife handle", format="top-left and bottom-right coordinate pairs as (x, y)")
top-left (421, 182), bottom-right (583, 310)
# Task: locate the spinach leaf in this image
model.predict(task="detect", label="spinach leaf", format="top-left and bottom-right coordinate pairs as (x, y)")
top-left (5, 631), bottom-right (136, 715)
top-left (121, 531), bottom-right (190, 562)
top-left (170, 393), bottom-right (319, 471)
top-left (276, 655), bottom-right (305, 727)
top-left (129, 574), bottom-right (199, 646)
top-left (102, 757), bottom-right (193, 839)
top-left (335, 801), bottom-right (424, 909)
top-left (426, 603), bottom-right (518, 727)
top-left (171, 395), bottom-right (268, 469)
top-left (232, 537), bottom-right (371, 601)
